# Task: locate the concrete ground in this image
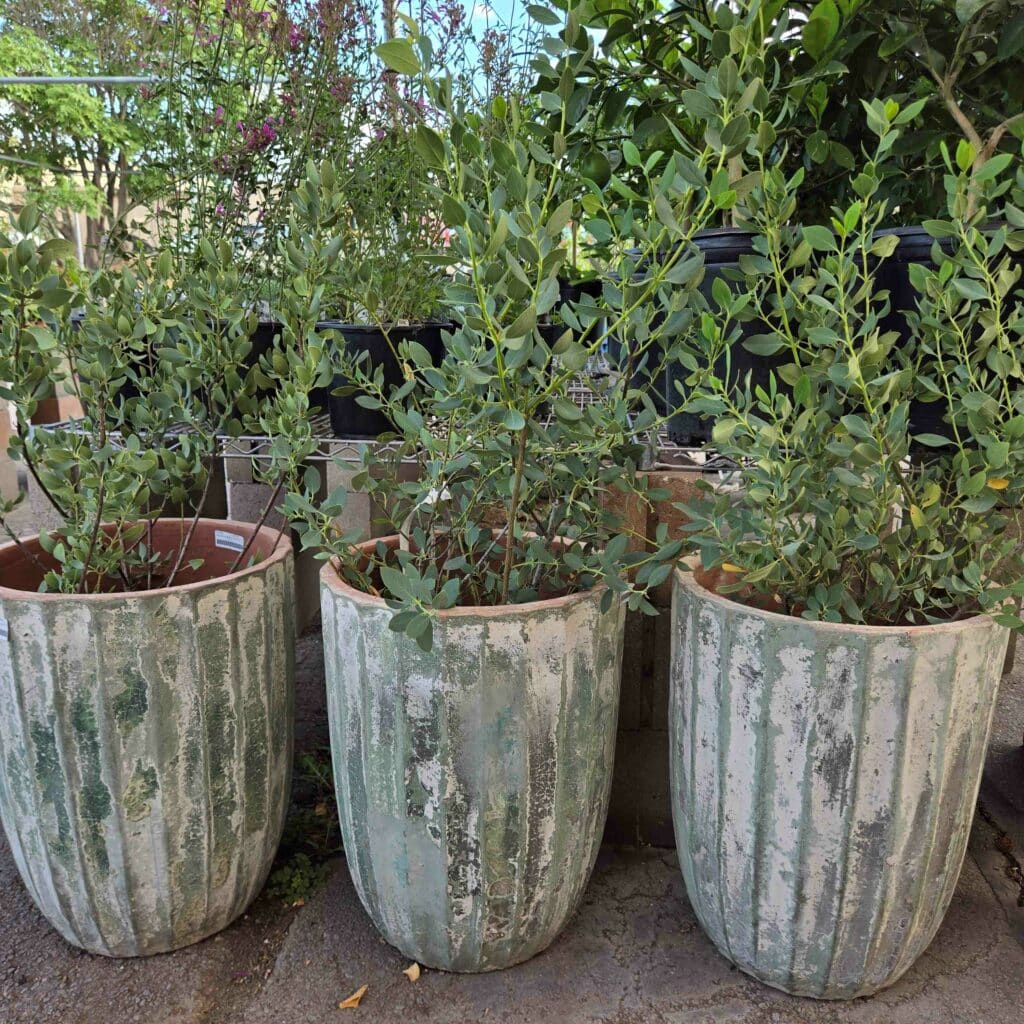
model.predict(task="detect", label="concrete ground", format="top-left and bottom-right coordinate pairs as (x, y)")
top-left (1, 621), bottom-right (1022, 1024)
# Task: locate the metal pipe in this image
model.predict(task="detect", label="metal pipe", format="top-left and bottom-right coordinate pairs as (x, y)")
top-left (0, 76), bottom-right (156, 86)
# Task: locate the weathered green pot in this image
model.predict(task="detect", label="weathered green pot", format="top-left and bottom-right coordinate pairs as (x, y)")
top-left (670, 562), bottom-right (1009, 1000)
top-left (0, 519), bottom-right (295, 957)
top-left (320, 540), bottom-right (624, 972)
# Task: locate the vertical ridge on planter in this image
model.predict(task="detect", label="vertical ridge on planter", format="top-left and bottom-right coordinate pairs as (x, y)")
top-left (671, 565), bottom-right (1008, 999)
top-left (825, 636), bottom-right (909, 990)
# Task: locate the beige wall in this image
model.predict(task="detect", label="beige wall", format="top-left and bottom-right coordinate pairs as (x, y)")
top-left (0, 402), bottom-right (19, 501)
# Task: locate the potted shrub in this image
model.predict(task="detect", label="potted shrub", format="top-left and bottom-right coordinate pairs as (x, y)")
top-left (0, 221), bottom-right (296, 957)
top-left (268, 13), bottom-right (723, 972)
top-left (669, 107), bottom-right (1024, 998)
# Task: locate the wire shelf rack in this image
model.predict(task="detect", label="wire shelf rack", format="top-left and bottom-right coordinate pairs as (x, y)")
top-left (40, 368), bottom-right (742, 479)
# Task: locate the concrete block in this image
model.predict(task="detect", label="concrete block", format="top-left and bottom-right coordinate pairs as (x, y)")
top-left (0, 404), bottom-right (18, 503)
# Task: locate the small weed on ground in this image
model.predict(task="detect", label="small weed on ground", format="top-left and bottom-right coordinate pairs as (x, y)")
top-left (266, 746), bottom-right (343, 907)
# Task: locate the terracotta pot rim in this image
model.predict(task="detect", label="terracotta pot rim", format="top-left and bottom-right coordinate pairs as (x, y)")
top-left (0, 518), bottom-right (291, 604)
top-left (674, 555), bottom-right (999, 635)
top-left (320, 535), bottom-right (608, 618)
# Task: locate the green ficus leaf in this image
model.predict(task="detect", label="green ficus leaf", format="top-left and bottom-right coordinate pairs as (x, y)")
top-left (414, 124), bottom-right (446, 169)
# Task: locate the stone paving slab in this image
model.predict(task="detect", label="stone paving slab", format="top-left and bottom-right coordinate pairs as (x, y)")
top-left (228, 843), bottom-right (1024, 1024)
top-left (3, 831), bottom-right (1022, 1024)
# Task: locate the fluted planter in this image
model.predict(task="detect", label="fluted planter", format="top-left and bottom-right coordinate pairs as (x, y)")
top-left (0, 519), bottom-right (295, 957)
top-left (320, 538), bottom-right (625, 972)
top-left (670, 561), bottom-right (1009, 999)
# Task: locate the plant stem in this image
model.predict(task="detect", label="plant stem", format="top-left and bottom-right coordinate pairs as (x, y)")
top-left (500, 426), bottom-right (529, 604)
top-left (164, 461), bottom-right (215, 588)
top-left (78, 475), bottom-right (107, 594)
top-left (0, 513), bottom-right (48, 576)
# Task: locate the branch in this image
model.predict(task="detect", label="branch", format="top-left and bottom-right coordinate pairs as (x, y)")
top-left (982, 111), bottom-right (1024, 163)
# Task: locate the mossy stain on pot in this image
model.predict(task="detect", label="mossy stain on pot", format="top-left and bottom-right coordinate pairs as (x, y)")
top-left (122, 761), bottom-right (158, 821)
top-left (29, 718), bottom-right (72, 864)
top-left (670, 563), bottom-right (1009, 999)
top-left (70, 693), bottom-right (113, 876)
top-left (112, 670), bottom-right (148, 734)
top-left (321, 545), bottom-right (625, 973)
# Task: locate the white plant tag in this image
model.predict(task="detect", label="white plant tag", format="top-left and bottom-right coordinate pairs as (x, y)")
top-left (214, 530), bottom-right (245, 553)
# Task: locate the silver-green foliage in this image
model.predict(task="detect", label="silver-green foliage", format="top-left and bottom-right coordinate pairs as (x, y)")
top-left (277, 8), bottom-right (777, 648)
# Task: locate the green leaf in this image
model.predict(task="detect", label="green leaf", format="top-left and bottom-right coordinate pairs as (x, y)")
top-left (742, 334), bottom-right (787, 356)
top-left (414, 124), bottom-right (446, 169)
top-left (526, 3), bottom-right (561, 25)
top-left (803, 0), bottom-right (840, 59)
top-left (503, 408), bottom-right (526, 430)
top-left (376, 38), bottom-right (421, 75)
top-left (974, 152), bottom-right (1014, 182)
top-left (952, 278), bottom-right (988, 301)
top-left (681, 89), bottom-right (718, 121)
top-left (802, 225), bottom-right (835, 251)
top-left (505, 307), bottom-right (537, 339)
top-left (622, 140), bottom-right (642, 167)
top-left (955, 0), bottom-right (986, 22)
top-left (552, 397), bottom-right (583, 421)
top-left (806, 130), bottom-right (829, 163)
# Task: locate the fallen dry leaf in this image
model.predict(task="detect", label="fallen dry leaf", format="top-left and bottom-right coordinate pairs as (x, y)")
top-left (403, 963), bottom-right (421, 982)
top-left (338, 984), bottom-right (368, 1009)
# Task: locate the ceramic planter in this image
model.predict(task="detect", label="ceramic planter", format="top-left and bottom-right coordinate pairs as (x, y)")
top-left (320, 539), bottom-right (625, 972)
top-left (0, 519), bottom-right (295, 957)
top-left (670, 561), bottom-right (1008, 999)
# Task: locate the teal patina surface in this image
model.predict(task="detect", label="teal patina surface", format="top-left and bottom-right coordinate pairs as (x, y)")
top-left (320, 548), bottom-right (625, 973)
top-left (670, 562), bottom-right (1009, 999)
top-left (0, 520), bottom-right (296, 957)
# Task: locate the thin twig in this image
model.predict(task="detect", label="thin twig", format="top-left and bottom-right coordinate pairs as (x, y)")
top-left (228, 473), bottom-right (286, 574)
top-left (164, 463), bottom-right (215, 588)
top-left (0, 514), bottom-right (49, 576)
top-left (500, 426), bottom-right (529, 604)
top-left (78, 475), bottom-right (107, 595)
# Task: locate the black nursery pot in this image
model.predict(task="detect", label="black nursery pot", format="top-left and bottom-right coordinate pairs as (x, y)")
top-left (873, 227), bottom-right (956, 442)
top-left (326, 322), bottom-right (450, 439)
top-left (648, 229), bottom-right (786, 446)
top-left (108, 319), bottom-right (331, 417)
top-left (874, 225), bottom-right (1024, 444)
